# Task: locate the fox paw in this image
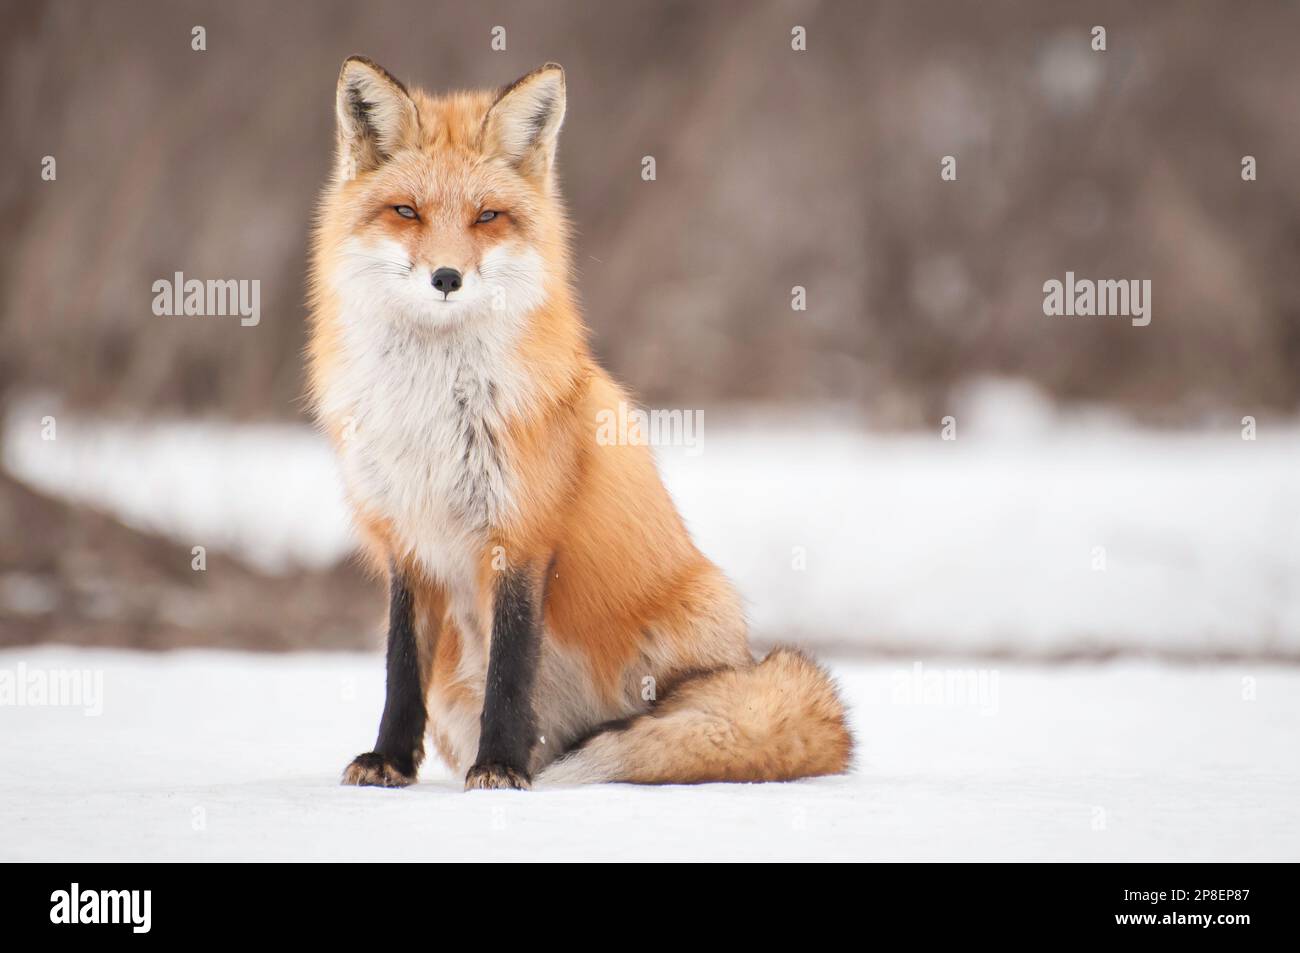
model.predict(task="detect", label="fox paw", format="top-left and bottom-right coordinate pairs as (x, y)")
top-left (464, 762), bottom-right (531, 791)
top-left (342, 751), bottom-right (415, 788)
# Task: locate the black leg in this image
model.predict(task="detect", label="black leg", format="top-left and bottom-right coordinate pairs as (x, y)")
top-left (465, 568), bottom-right (542, 790)
top-left (342, 567), bottom-right (427, 787)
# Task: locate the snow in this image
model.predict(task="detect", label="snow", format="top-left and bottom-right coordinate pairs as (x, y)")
top-left (1, 647), bottom-right (1296, 861)
top-left (7, 384), bottom-right (1300, 657)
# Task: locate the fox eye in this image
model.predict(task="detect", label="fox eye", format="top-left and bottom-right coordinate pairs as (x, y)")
top-left (393, 205), bottom-right (418, 219)
top-left (475, 210), bottom-right (499, 224)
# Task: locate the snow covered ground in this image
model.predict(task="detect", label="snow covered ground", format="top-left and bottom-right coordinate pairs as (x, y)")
top-left (6, 383), bottom-right (1300, 657)
top-left (6, 385), bottom-right (1295, 859)
top-left (1, 647), bottom-right (1296, 861)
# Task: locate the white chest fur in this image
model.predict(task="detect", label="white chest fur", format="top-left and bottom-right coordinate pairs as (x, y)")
top-left (325, 317), bottom-right (522, 595)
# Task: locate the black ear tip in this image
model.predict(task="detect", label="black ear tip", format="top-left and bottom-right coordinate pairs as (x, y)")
top-left (537, 63), bottom-right (565, 93)
top-left (338, 56), bottom-right (409, 95)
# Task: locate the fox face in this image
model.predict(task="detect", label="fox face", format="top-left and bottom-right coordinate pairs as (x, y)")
top-left (320, 58), bottom-right (567, 327)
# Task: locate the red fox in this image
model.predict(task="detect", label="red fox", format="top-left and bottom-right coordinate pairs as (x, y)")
top-left (308, 57), bottom-right (852, 789)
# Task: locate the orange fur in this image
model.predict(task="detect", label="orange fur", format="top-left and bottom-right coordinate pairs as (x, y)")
top-left (310, 58), bottom-right (852, 786)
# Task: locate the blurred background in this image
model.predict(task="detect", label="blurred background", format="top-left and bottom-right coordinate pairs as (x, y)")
top-left (3, 0), bottom-right (1299, 658)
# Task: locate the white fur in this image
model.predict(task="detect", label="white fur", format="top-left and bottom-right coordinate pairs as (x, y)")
top-left (426, 669), bottom-right (483, 772)
top-left (320, 236), bottom-right (547, 639)
top-left (535, 729), bottom-right (625, 786)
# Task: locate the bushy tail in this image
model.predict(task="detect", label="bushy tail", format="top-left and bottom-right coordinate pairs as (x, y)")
top-left (537, 648), bottom-right (853, 785)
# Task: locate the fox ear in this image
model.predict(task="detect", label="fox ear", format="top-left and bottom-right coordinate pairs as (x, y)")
top-left (483, 64), bottom-right (566, 180)
top-left (335, 57), bottom-right (418, 181)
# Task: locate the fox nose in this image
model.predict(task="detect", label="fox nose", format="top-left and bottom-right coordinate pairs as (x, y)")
top-left (431, 267), bottom-right (462, 295)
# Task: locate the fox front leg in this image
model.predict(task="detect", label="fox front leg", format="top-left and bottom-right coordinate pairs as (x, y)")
top-left (342, 568), bottom-right (427, 787)
top-left (465, 568), bottom-right (542, 791)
